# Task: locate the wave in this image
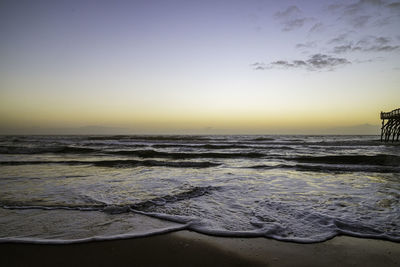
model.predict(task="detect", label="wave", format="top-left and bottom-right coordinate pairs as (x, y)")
top-left (0, 144), bottom-right (278, 157)
top-left (239, 140), bottom-right (382, 147)
top-left (287, 154), bottom-right (400, 166)
top-left (0, 224), bottom-right (189, 245)
top-left (86, 135), bottom-right (211, 142)
top-left (0, 203), bottom-right (105, 211)
top-left (0, 186), bottom-right (217, 214)
top-left (0, 160), bottom-right (220, 168)
top-left (151, 144), bottom-right (294, 150)
top-left (152, 144), bottom-right (250, 149)
top-left (2, 207), bottom-right (398, 244)
top-left (302, 140), bottom-right (382, 147)
top-left (1, 186), bottom-right (399, 244)
top-left (86, 135), bottom-right (132, 140)
top-left (251, 137), bottom-right (275, 141)
top-left (0, 145), bottom-right (98, 154)
top-left (93, 160), bottom-right (220, 168)
top-left (247, 164), bottom-right (400, 173)
top-left (1, 222), bottom-right (397, 245)
top-left (130, 186), bottom-right (217, 212)
top-left (109, 149), bottom-right (265, 159)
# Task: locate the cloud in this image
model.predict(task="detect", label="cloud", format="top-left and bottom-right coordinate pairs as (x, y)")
top-left (349, 15), bottom-right (372, 27)
top-left (333, 45), bottom-right (354, 53)
top-left (274, 6), bottom-right (301, 18)
top-left (387, 1), bottom-right (400, 14)
top-left (330, 0), bottom-right (400, 29)
top-left (327, 3), bottom-right (343, 12)
top-left (357, 36), bottom-right (391, 46)
top-left (254, 2), bottom-right (400, 71)
top-left (274, 5), bottom-right (313, 31)
top-left (309, 22), bottom-right (324, 33)
top-left (354, 56), bottom-right (384, 63)
top-left (282, 18), bottom-right (311, 31)
top-left (370, 36), bottom-right (390, 44)
top-left (331, 35), bottom-right (400, 53)
top-left (296, 41), bottom-right (316, 49)
top-left (364, 44), bottom-right (400, 51)
top-left (277, 1), bottom-right (399, 34)
top-left (307, 54), bottom-right (350, 69)
top-left (252, 54), bottom-right (350, 71)
top-left (328, 33), bottom-right (351, 44)
top-left (344, 0), bottom-right (385, 16)
top-left (387, 1), bottom-right (400, 8)
top-left (269, 60), bottom-right (308, 68)
top-left (250, 62), bottom-right (267, 70)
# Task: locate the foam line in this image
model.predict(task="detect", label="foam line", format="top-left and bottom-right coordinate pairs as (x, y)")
top-left (0, 224), bottom-right (189, 245)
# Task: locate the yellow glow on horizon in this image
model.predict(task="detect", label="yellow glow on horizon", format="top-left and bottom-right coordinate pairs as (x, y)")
top-left (1, 65), bottom-right (398, 134)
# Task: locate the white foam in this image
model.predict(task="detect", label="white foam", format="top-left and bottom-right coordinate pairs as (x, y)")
top-left (1, 135), bottom-right (399, 244)
top-left (0, 224), bottom-right (189, 244)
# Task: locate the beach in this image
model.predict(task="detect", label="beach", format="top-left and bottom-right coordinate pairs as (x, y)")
top-left (1, 231), bottom-right (399, 267)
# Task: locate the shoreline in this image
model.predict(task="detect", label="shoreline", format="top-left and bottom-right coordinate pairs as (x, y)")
top-left (1, 231), bottom-right (399, 267)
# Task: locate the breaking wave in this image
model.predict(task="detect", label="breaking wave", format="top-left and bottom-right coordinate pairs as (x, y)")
top-left (130, 186), bottom-right (217, 211)
top-left (287, 154), bottom-right (400, 166)
top-left (0, 146), bottom-right (98, 154)
top-left (0, 160), bottom-right (220, 168)
top-left (109, 149), bottom-right (265, 159)
top-left (0, 186), bottom-right (218, 213)
top-left (86, 135), bottom-right (212, 141)
top-left (1, 135), bottom-right (399, 245)
top-left (248, 164), bottom-right (400, 173)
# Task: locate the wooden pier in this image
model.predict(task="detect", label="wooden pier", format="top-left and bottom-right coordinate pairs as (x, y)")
top-left (381, 108), bottom-right (400, 142)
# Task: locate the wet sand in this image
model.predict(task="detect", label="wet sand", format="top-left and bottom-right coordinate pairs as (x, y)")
top-left (1, 231), bottom-right (399, 267)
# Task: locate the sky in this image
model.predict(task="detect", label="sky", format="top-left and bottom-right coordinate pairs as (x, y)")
top-left (0, 0), bottom-right (399, 134)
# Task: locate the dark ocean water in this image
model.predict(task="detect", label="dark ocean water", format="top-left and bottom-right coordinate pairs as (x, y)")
top-left (0, 135), bottom-right (399, 243)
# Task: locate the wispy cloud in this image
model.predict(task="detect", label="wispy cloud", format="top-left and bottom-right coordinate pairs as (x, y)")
top-left (326, 3), bottom-right (342, 12)
top-left (343, 0), bottom-right (385, 16)
top-left (274, 6), bottom-right (301, 18)
top-left (349, 15), bottom-right (372, 27)
top-left (333, 0), bottom-right (400, 29)
top-left (274, 5), bottom-right (313, 31)
top-left (328, 33), bottom-right (352, 44)
top-left (331, 35), bottom-right (400, 53)
top-left (282, 18), bottom-right (311, 31)
top-left (387, 1), bottom-right (400, 14)
top-left (309, 22), bottom-right (324, 33)
top-left (252, 54), bottom-right (350, 71)
top-left (332, 45), bottom-right (354, 53)
top-left (296, 41), bottom-right (317, 49)
top-left (253, 1), bottom-right (399, 72)
top-left (250, 62), bottom-right (268, 70)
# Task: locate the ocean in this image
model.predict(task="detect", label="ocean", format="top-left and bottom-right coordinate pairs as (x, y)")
top-left (0, 135), bottom-right (399, 244)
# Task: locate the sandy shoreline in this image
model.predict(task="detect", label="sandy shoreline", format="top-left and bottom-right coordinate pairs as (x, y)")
top-left (1, 231), bottom-right (399, 267)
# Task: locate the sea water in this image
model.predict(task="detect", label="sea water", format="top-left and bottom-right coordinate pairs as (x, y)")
top-left (0, 135), bottom-right (399, 243)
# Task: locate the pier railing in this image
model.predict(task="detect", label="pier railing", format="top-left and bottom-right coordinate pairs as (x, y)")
top-left (381, 108), bottom-right (400, 119)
